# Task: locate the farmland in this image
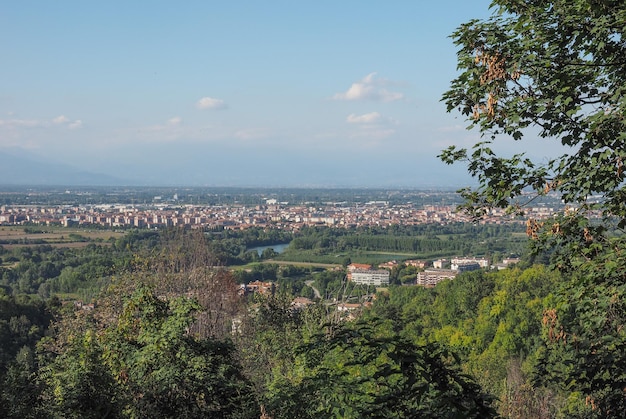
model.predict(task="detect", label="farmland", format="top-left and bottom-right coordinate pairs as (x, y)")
top-left (0, 226), bottom-right (125, 249)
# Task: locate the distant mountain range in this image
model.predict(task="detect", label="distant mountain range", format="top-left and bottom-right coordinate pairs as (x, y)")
top-left (0, 150), bottom-right (128, 186)
top-left (0, 148), bottom-right (473, 189)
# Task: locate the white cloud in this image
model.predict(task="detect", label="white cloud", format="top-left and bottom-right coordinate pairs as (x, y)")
top-left (343, 110), bottom-right (399, 145)
top-left (53, 115), bottom-right (69, 124)
top-left (0, 118), bottom-right (42, 128)
top-left (333, 72), bottom-right (404, 102)
top-left (68, 120), bottom-right (83, 130)
top-left (347, 112), bottom-right (382, 124)
top-left (196, 97), bottom-right (228, 110)
top-left (52, 115), bottom-right (82, 129)
top-left (142, 117), bottom-right (184, 135)
top-left (167, 116), bottom-right (182, 126)
top-left (234, 128), bottom-right (270, 140)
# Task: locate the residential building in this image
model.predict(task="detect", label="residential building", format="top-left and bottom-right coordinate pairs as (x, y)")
top-left (416, 269), bottom-right (457, 287)
top-left (433, 259), bottom-right (449, 269)
top-left (351, 269), bottom-right (390, 286)
top-left (451, 257), bottom-right (489, 270)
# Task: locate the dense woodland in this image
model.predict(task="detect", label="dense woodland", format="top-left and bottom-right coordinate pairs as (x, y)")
top-left (0, 223), bottom-right (527, 300)
top-left (0, 222), bottom-right (612, 418)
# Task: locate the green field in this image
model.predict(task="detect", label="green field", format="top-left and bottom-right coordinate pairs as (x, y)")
top-left (0, 226), bottom-right (125, 248)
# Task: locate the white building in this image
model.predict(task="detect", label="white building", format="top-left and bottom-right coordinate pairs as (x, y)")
top-left (433, 259), bottom-right (449, 269)
top-left (502, 257), bottom-right (521, 266)
top-left (351, 269), bottom-right (390, 286)
top-left (451, 257), bottom-right (489, 270)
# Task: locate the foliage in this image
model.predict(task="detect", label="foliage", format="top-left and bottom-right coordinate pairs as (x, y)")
top-left (203, 227), bottom-right (292, 265)
top-left (367, 266), bottom-right (559, 409)
top-left (441, 0), bottom-right (626, 416)
top-left (534, 255), bottom-right (626, 418)
top-left (41, 328), bottom-right (121, 418)
top-left (234, 293), bottom-right (328, 402)
top-left (0, 241), bottom-right (133, 298)
top-left (0, 224), bottom-right (569, 417)
top-left (1, 346), bottom-right (45, 419)
top-left (40, 286), bottom-right (258, 419)
top-left (265, 319), bottom-right (497, 419)
top-left (441, 0), bottom-right (626, 222)
top-left (286, 223), bottom-right (527, 262)
top-left (0, 291), bottom-right (56, 372)
top-left (0, 312), bottom-right (54, 419)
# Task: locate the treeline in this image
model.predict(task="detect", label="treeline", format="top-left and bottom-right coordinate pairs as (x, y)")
top-left (0, 230), bottom-right (498, 418)
top-left (0, 227), bottom-right (295, 301)
top-left (285, 223), bottom-right (527, 262)
top-left (154, 222), bottom-right (529, 267)
top-left (0, 291), bottom-right (57, 373)
top-left (333, 235), bottom-right (463, 253)
top-left (0, 228), bottom-right (620, 417)
top-left (0, 223), bottom-right (530, 301)
top-left (367, 267), bottom-right (560, 412)
top-left (0, 235), bottom-right (144, 299)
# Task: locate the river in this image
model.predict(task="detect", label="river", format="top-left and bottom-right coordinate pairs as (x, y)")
top-left (247, 242), bottom-right (290, 256)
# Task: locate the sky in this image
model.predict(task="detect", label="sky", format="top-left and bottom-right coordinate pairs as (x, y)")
top-left (0, 0), bottom-right (532, 188)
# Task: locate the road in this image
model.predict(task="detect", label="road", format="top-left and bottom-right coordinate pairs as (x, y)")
top-left (305, 280), bottom-right (322, 299)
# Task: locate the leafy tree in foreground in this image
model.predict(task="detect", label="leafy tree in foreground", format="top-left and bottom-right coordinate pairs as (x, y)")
top-left (40, 286), bottom-right (257, 419)
top-left (441, 1), bottom-right (626, 416)
top-left (266, 319), bottom-right (497, 419)
top-left (1, 347), bottom-right (45, 419)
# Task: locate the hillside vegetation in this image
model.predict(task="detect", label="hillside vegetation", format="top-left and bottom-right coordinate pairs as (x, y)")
top-left (0, 225), bottom-right (611, 417)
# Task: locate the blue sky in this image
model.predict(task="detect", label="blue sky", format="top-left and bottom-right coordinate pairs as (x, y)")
top-left (0, 1), bottom-right (515, 188)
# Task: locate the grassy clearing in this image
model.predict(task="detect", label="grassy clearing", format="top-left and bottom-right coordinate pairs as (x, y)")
top-left (237, 260), bottom-right (341, 270)
top-left (261, 260), bottom-right (341, 269)
top-left (1, 242), bottom-right (114, 250)
top-left (0, 226), bottom-right (125, 247)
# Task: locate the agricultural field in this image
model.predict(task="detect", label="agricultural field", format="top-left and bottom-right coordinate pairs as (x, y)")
top-left (0, 225), bottom-right (126, 248)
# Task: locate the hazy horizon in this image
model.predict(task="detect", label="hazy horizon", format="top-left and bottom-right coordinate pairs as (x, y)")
top-left (1, 1), bottom-right (563, 188)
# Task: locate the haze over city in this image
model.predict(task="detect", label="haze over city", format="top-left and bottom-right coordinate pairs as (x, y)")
top-left (1, 1), bottom-right (560, 188)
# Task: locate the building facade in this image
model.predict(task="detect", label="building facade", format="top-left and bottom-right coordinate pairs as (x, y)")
top-left (351, 269), bottom-right (390, 286)
top-left (416, 269), bottom-right (457, 287)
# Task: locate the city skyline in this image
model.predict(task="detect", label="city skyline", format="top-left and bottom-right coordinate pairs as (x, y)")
top-left (1, 1), bottom-right (563, 188)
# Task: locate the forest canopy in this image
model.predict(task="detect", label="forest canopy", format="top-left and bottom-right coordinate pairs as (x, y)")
top-left (441, 0), bottom-right (626, 416)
